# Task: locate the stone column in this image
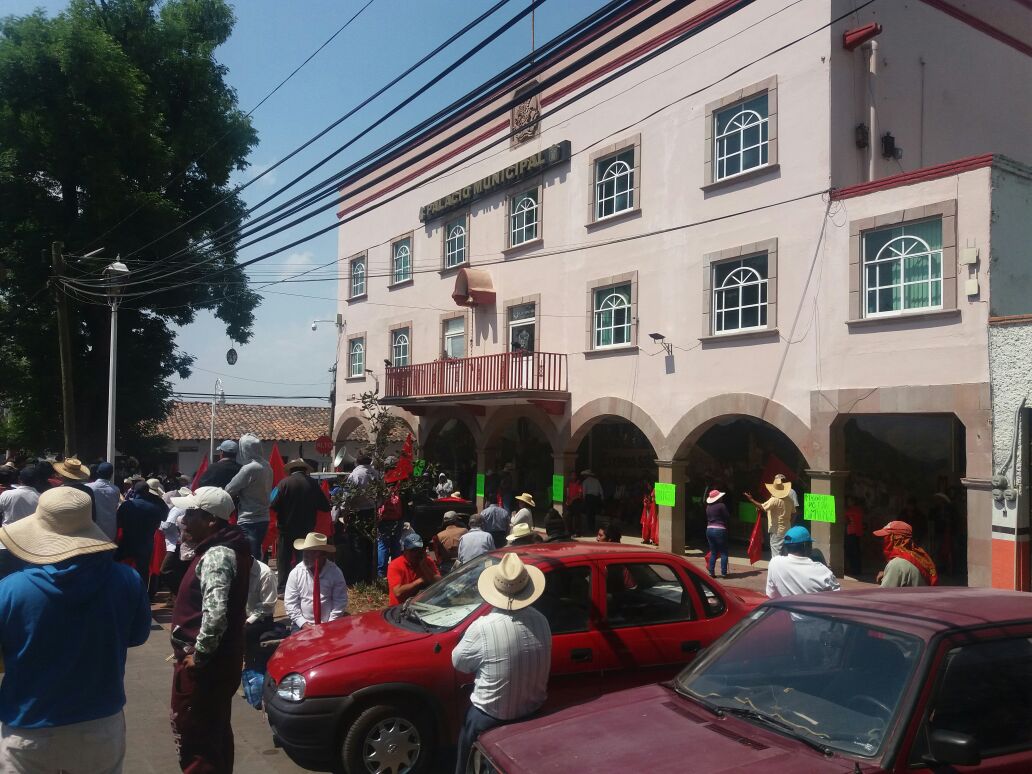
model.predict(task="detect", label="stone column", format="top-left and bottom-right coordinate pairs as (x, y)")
top-left (804, 469), bottom-right (849, 577)
top-left (475, 446), bottom-right (495, 511)
top-left (655, 459), bottom-right (688, 554)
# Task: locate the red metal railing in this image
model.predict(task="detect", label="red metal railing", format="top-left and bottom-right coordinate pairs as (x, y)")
top-left (385, 352), bottom-right (567, 399)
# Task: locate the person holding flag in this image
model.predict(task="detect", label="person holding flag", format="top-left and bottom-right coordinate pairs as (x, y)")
top-left (272, 459), bottom-right (330, 593)
top-left (284, 532), bottom-right (348, 631)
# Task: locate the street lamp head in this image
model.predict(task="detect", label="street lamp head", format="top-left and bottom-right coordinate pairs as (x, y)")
top-left (103, 259), bottom-right (130, 302)
top-left (311, 322), bottom-right (318, 331)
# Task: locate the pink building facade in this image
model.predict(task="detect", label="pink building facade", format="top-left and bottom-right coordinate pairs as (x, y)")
top-left (332, 0), bottom-right (1032, 588)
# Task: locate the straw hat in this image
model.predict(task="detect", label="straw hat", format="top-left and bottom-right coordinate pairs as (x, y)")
top-left (285, 458), bottom-right (313, 474)
top-left (292, 532), bottom-right (336, 553)
top-left (580, 469), bottom-right (595, 477)
top-left (53, 457), bottom-right (89, 481)
top-left (0, 488), bottom-right (115, 564)
top-left (506, 522), bottom-right (535, 543)
top-left (477, 553), bottom-right (545, 610)
top-left (515, 492), bottom-right (536, 508)
top-left (706, 489), bottom-right (725, 504)
top-left (764, 474), bottom-right (793, 499)
top-left (146, 478), bottom-right (165, 498)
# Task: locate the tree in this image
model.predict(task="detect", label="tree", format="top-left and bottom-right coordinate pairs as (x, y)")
top-left (0, 0), bottom-right (259, 458)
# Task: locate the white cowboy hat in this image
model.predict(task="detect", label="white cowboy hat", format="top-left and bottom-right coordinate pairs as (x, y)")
top-left (505, 522), bottom-right (536, 543)
top-left (53, 457), bottom-right (89, 481)
top-left (477, 553), bottom-right (545, 611)
top-left (292, 532), bottom-right (336, 553)
top-left (580, 469), bottom-right (595, 477)
top-left (764, 474), bottom-right (793, 499)
top-left (146, 478), bottom-right (165, 498)
top-left (515, 492), bottom-right (536, 508)
top-left (706, 489), bottom-right (726, 504)
top-left (0, 487), bottom-right (115, 564)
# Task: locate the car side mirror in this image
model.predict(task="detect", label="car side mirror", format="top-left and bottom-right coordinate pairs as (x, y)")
top-left (923, 729), bottom-right (981, 767)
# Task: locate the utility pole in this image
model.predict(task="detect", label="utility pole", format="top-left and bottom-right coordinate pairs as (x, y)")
top-left (51, 241), bottom-right (76, 456)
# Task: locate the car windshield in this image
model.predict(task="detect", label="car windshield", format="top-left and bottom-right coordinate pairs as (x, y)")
top-left (407, 554), bottom-right (499, 629)
top-left (675, 607), bottom-right (923, 758)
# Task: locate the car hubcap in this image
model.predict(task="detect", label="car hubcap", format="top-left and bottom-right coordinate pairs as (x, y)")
top-left (363, 717), bottom-right (421, 774)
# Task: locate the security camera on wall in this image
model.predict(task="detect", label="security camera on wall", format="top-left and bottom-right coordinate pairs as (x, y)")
top-left (311, 322), bottom-right (318, 331)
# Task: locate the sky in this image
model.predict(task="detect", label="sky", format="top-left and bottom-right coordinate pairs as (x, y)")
top-left (5, 0), bottom-right (607, 407)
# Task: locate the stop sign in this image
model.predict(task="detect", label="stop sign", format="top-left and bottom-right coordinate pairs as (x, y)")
top-left (315, 435), bottom-right (333, 455)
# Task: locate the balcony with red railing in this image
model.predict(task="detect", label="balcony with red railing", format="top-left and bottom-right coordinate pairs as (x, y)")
top-left (383, 351), bottom-right (568, 403)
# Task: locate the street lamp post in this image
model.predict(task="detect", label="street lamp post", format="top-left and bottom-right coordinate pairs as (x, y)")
top-left (209, 378), bottom-right (225, 462)
top-left (103, 259), bottom-right (130, 464)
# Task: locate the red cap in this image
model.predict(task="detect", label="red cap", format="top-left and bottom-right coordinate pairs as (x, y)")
top-left (873, 520), bottom-right (912, 537)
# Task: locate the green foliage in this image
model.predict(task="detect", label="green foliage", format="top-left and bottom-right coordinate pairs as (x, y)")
top-left (0, 0), bottom-right (259, 458)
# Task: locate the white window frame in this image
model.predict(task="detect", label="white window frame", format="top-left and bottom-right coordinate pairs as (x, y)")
top-left (713, 255), bottom-right (769, 334)
top-left (391, 237), bottom-right (412, 285)
top-left (444, 217), bottom-right (468, 269)
top-left (509, 188), bottom-right (539, 247)
top-left (348, 337), bottom-right (365, 378)
top-left (442, 316), bottom-right (465, 359)
top-left (862, 220), bottom-right (944, 318)
top-left (390, 328), bottom-right (410, 367)
top-left (593, 284), bottom-right (632, 349)
top-left (713, 93), bottom-right (770, 182)
top-left (594, 149), bottom-right (635, 220)
top-left (349, 256), bottom-right (366, 298)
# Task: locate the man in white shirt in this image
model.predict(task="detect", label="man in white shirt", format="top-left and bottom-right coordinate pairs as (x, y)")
top-left (247, 558), bottom-right (278, 625)
top-left (0, 467), bottom-right (40, 527)
top-left (86, 462), bottom-right (121, 541)
top-left (580, 470), bottom-right (603, 534)
top-left (452, 553), bottom-right (551, 774)
top-left (765, 526), bottom-right (840, 598)
top-left (510, 493), bottom-right (535, 531)
top-left (284, 532), bottom-right (348, 631)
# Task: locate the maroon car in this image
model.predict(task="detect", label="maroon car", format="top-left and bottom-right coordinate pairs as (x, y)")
top-left (473, 587), bottom-right (1032, 773)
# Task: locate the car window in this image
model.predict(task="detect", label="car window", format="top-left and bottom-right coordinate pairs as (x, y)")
top-left (604, 563), bottom-right (695, 628)
top-left (409, 554), bottom-right (497, 628)
top-left (910, 636), bottom-right (1032, 763)
top-left (689, 573), bottom-right (727, 618)
top-left (531, 565), bottom-right (591, 635)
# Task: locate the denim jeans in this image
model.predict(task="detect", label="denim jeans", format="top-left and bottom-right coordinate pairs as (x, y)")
top-left (238, 520), bottom-right (269, 561)
top-left (706, 527), bottom-right (729, 576)
top-left (377, 519), bottom-right (402, 578)
top-left (454, 706), bottom-right (503, 774)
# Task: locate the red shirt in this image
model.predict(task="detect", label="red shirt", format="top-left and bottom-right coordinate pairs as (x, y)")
top-left (845, 505), bottom-right (864, 537)
top-left (387, 553), bottom-right (439, 605)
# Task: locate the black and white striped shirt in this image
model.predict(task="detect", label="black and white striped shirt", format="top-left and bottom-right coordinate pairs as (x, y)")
top-left (452, 607), bottom-right (551, 720)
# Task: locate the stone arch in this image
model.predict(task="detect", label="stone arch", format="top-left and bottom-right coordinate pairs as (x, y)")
top-left (420, 407), bottom-right (484, 450)
top-left (666, 393), bottom-right (812, 465)
top-left (563, 397), bottom-right (665, 458)
top-left (332, 406), bottom-right (367, 445)
top-left (481, 405), bottom-right (562, 454)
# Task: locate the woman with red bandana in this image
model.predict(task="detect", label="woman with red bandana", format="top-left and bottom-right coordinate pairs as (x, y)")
top-left (874, 520), bottom-right (938, 587)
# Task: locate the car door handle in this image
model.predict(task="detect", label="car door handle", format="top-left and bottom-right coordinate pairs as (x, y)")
top-left (682, 640), bottom-right (702, 654)
top-left (570, 648), bottom-right (593, 663)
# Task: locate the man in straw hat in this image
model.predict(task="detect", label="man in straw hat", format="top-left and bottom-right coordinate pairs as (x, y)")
top-left (273, 459), bottom-right (330, 593)
top-left (510, 492), bottom-right (536, 532)
top-left (452, 553), bottom-right (551, 774)
top-left (506, 521), bottom-right (542, 546)
top-left (0, 487), bottom-right (151, 773)
top-left (168, 486), bottom-right (251, 773)
top-left (284, 532), bottom-right (348, 631)
top-left (745, 473), bottom-right (794, 558)
top-left (53, 456), bottom-right (97, 522)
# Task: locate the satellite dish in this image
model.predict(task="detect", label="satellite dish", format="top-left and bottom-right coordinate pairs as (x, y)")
top-left (226, 348), bottom-right (238, 365)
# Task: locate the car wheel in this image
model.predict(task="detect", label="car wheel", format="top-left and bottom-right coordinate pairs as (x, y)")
top-left (341, 703), bottom-right (435, 774)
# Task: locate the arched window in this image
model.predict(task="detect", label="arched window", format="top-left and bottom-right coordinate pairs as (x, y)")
top-left (595, 148), bottom-right (635, 219)
top-left (593, 284), bottom-right (632, 348)
top-left (714, 93), bottom-right (769, 180)
top-left (509, 189), bottom-right (539, 246)
top-left (713, 258), bottom-right (768, 333)
top-left (348, 338), bottom-right (365, 378)
top-left (350, 257), bottom-right (366, 298)
top-left (445, 219), bottom-right (467, 268)
top-left (391, 329), bottom-right (410, 367)
top-left (392, 238), bottom-right (412, 284)
top-left (863, 219), bottom-right (943, 316)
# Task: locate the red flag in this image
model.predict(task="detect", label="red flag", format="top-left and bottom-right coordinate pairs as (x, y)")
top-left (269, 443), bottom-right (287, 487)
top-left (747, 508), bottom-right (764, 565)
top-left (383, 434), bottom-right (414, 483)
top-left (264, 443), bottom-right (287, 557)
top-left (315, 480), bottom-right (333, 536)
top-left (190, 456), bottom-right (209, 490)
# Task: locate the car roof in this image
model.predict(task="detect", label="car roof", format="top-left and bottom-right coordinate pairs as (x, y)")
top-left (770, 587), bottom-right (1032, 639)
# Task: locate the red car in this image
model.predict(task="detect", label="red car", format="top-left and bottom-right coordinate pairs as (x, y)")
top-left (472, 587), bottom-right (1032, 773)
top-left (263, 542), bottom-right (763, 773)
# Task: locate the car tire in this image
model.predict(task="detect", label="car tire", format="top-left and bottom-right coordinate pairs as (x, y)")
top-left (341, 703), bottom-right (435, 774)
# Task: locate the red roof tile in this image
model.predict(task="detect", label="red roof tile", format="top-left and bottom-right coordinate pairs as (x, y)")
top-left (156, 402), bottom-right (331, 443)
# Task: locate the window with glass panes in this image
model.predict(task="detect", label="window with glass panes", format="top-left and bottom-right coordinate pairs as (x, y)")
top-left (508, 303), bottom-right (535, 352)
top-left (348, 338), bottom-right (365, 377)
top-left (392, 238), bottom-right (412, 284)
top-left (509, 189), bottom-right (538, 246)
top-left (443, 317), bottom-right (465, 359)
top-left (862, 219), bottom-right (943, 317)
top-left (713, 253), bottom-right (768, 333)
top-left (593, 284), bottom-right (632, 348)
top-left (714, 93), bottom-right (769, 180)
top-left (350, 257), bottom-right (366, 298)
top-left (391, 328), bottom-right (410, 367)
top-left (595, 148), bottom-right (635, 220)
top-left (444, 218), bottom-right (467, 268)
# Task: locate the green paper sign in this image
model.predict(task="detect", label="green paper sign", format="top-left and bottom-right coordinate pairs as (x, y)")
top-left (739, 502), bottom-right (759, 523)
top-left (552, 474), bottom-right (564, 503)
top-left (413, 459), bottom-right (426, 477)
top-left (476, 473), bottom-right (485, 498)
top-left (654, 482), bottom-right (676, 507)
top-left (804, 492), bottom-right (836, 523)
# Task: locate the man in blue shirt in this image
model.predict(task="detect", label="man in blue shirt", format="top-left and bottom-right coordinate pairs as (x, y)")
top-left (0, 487), bottom-right (151, 773)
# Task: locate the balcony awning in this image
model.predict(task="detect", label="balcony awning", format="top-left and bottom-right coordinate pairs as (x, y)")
top-left (452, 267), bottom-right (495, 307)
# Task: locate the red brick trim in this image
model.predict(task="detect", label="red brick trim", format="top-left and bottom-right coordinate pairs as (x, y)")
top-left (919, 0), bottom-right (1032, 59)
top-left (831, 154), bottom-right (995, 201)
